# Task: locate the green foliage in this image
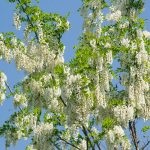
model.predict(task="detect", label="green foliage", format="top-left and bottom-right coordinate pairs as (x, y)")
top-left (142, 126), bottom-right (150, 133)
top-left (102, 117), bottom-right (116, 130)
top-left (1, 0), bottom-right (150, 149)
top-left (108, 99), bottom-right (125, 107)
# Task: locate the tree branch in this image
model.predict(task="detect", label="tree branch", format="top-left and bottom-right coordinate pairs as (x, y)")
top-left (129, 121), bottom-right (139, 150)
top-left (141, 140), bottom-right (150, 150)
top-left (82, 125), bottom-right (94, 150)
top-left (87, 128), bottom-right (101, 150)
top-left (5, 81), bottom-right (13, 94)
top-left (49, 139), bottom-right (61, 150)
top-left (17, 0), bottom-right (39, 42)
top-left (5, 81), bottom-right (22, 111)
top-left (58, 136), bottom-right (81, 150)
top-left (59, 96), bottom-right (67, 107)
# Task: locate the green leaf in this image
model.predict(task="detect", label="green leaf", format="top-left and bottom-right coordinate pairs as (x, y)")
top-left (102, 117), bottom-right (116, 130)
top-left (142, 126), bottom-right (150, 133)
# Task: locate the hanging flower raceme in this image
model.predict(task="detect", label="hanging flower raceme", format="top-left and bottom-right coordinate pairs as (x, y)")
top-left (13, 13), bottom-right (21, 30)
top-left (113, 105), bottom-right (134, 127)
top-left (0, 0), bottom-right (150, 149)
top-left (106, 125), bottom-right (131, 150)
top-left (0, 72), bottom-right (7, 105)
top-left (14, 93), bottom-right (27, 107)
top-left (33, 122), bottom-right (54, 150)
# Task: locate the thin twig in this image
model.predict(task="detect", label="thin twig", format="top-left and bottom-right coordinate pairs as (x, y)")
top-left (5, 81), bottom-right (13, 94)
top-left (49, 139), bottom-right (61, 150)
top-left (129, 121), bottom-right (139, 150)
top-left (87, 128), bottom-right (101, 150)
top-left (59, 96), bottom-right (67, 107)
top-left (17, 0), bottom-right (39, 42)
top-left (141, 140), bottom-right (150, 150)
top-left (82, 125), bottom-right (94, 150)
top-left (58, 136), bottom-right (81, 150)
top-left (5, 81), bottom-right (22, 111)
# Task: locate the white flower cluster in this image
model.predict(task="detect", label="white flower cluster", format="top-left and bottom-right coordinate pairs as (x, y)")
top-left (79, 139), bottom-right (86, 150)
top-left (90, 39), bottom-right (96, 49)
top-left (0, 36), bottom-right (12, 62)
top-left (143, 30), bottom-right (150, 39)
top-left (61, 68), bottom-right (94, 125)
top-left (113, 105), bottom-right (134, 126)
top-left (136, 30), bottom-right (148, 65)
top-left (37, 23), bottom-right (44, 43)
top-left (80, 1), bottom-right (104, 36)
top-left (61, 70), bottom-right (82, 101)
top-left (29, 79), bottom-right (43, 96)
top-left (15, 113), bottom-right (37, 138)
top-left (0, 72), bottom-right (7, 105)
top-left (104, 42), bottom-right (111, 49)
top-left (121, 38), bottom-right (130, 48)
top-left (119, 29), bottom-right (150, 121)
top-left (107, 125), bottom-right (131, 150)
top-left (0, 35), bottom-right (64, 74)
top-left (44, 87), bottom-right (61, 110)
top-left (119, 21), bottom-right (129, 29)
top-left (13, 42), bottom-right (58, 73)
top-left (106, 50), bottom-right (113, 64)
top-left (111, 0), bottom-right (129, 15)
top-left (106, 10), bottom-right (122, 21)
top-left (2, 113), bottom-right (38, 146)
top-left (14, 93), bottom-right (27, 107)
top-left (136, 41), bottom-right (148, 65)
top-left (13, 13), bottom-right (21, 30)
top-left (33, 122), bottom-right (53, 150)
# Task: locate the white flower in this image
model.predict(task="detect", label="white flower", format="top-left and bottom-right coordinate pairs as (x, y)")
top-left (45, 113), bottom-right (53, 120)
top-left (55, 55), bottom-right (64, 65)
top-left (107, 130), bottom-right (115, 143)
top-left (0, 72), bottom-right (7, 82)
top-left (91, 126), bottom-right (99, 133)
top-left (106, 50), bottom-right (113, 64)
top-left (119, 21), bottom-right (129, 29)
top-left (128, 85), bottom-right (135, 102)
top-left (13, 13), bottom-right (21, 30)
top-left (66, 20), bottom-right (70, 30)
top-left (54, 87), bottom-right (61, 97)
top-left (0, 72), bottom-right (7, 105)
top-left (57, 18), bottom-right (62, 28)
top-left (121, 138), bottom-right (131, 150)
top-left (11, 37), bottom-right (18, 46)
top-left (121, 38), bottom-right (130, 48)
top-left (90, 39), bottom-right (96, 48)
top-left (137, 93), bottom-right (145, 109)
top-left (136, 41), bottom-right (148, 65)
top-left (0, 93), bottom-right (6, 104)
top-left (113, 105), bottom-right (134, 126)
top-left (68, 74), bottom-right (81, 85)
top-left (143, 31), bottom-right (150, 39)
top-left (113, 125), bottom-right (125, 137)
top-left (131, 42), bottom-right (137, 50)
top-left (0, 33), bottom-right (3, 40)
top-left (105, 43), bottom-right (111, 48)
top-left (106, 10), bottom-right (122, 21)
top-left (26, 145), bottom-right (37, 150)
top-left (14, 94), bottom-right (27, 107)
top-left (79, 140), bottom-right (86, 149)
top-left (33, 122), bottom-right (53, 140)
top-left (50, 98), bottom-right (59, 109)
top-left (137, 30), bottom-right (143, 39)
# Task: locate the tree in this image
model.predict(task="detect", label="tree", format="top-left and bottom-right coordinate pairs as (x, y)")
top-left (0, 0), bottom-right (150, 149)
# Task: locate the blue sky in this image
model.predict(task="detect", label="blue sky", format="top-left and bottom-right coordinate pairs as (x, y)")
top-left (0, 0), bottom-right (150, 149)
